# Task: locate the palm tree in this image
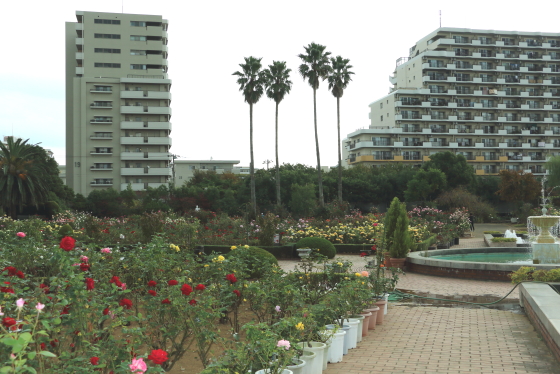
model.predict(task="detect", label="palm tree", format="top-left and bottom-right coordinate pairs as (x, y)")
top-left (298, 43), bottom-right (332, 207)
top-left (0, 137), bottom-right (50, 219)
top-left (263, 61), bottom-right (292, 210)
top-left (233, 57), bottom-right (265, 217)
top-left (327, 56), bottom-right (354, 203)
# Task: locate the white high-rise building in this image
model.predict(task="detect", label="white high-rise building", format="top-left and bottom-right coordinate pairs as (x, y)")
top-left (345, 27), bottom-right (560, 176)
top-left (65, 11), bottom-right (172, 195)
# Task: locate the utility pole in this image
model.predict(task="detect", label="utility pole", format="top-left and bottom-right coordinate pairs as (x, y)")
top-left (262, 159), bottom-right (273, 170)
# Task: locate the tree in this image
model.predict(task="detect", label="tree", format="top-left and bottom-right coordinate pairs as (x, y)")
top-left (262, 61), bottom-right (292, 210)
top-left (233, 56), bottom-right (265, 218)
top-left (0, 137), bottom-right (50, 219)
top-left (327, 56), bottom-right (354, 203)
top-left (298, 43), bottom-right (332, 207)
top-left (496, 170), bottom-right (540, 204)
top-left (422, 151), bottom-right (475, 189)
top-left (404, 168), bottom-right (447, 202)
top-left (545, 155), bottom-right (560, 188)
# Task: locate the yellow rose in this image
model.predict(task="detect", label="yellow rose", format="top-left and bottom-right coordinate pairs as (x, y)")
top-left (231, 246), bottom-right (237, 250)
top-left (355, 272), bottom-right (362, 277)
top-left (295, 322), bottom-right (305, 330)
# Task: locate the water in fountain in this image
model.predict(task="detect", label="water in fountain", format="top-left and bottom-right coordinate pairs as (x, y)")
top-left (504, 230), bottom-right (524, 244)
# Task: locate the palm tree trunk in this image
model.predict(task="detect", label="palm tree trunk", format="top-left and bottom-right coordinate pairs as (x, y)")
top-left (337, 96), bottom-right (342, 203)
top-left (313, 88), bottom-right (325, 207)
top-left (275, 101), bottom-right (281, 210)
top-left (249, 103), bottom-right (257, 218)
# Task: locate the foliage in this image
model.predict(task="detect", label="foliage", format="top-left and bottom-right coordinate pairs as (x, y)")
top-left (422, 151), bottom-right (475, 189)
top-left (289, 184), bottom-right (316, 217)
top-left (257, 213), bottom-right (280, 246)
top-left (225, 246), bottom-right (278, 279)
top-left (496, 170), bottom-right (540, 203)
top-left (389, 203), bottom-right (413, 258)
top-left (295, 237), bottom-right (336, 259)
top-left (0, 137), bottom-right (51, 219)
top-left (435, 187), bottom-right (497, 222)
top-left (545, 155), bottom-right (560, 188)
top-left (404, 168), bottom-right (447, 202)
top-left (490, 237), bottom-right (517, 242)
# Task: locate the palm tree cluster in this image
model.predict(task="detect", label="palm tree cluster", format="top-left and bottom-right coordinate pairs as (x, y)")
top-left (0, 137), bottom-right (51, 219)
top-left (233, 43), bottom-right (354, 216)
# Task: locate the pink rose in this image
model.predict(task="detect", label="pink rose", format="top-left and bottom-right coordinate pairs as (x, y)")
top-left (129, 357), bottom-right (147, 373)
top-left (16, 232), bottom-right (26, 238)
top-left (101, 247), bottom-right (112, 254)
top-left (277, 340), bottom-right (291, 350)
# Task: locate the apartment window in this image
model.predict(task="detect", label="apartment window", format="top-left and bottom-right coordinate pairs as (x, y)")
top-left (190, 166), bottom-right (196, 170)
top-left (479, 37), bottom-right (492, 44)
top-left (130, 21), bottom-right (147, 27)
top-left (380, 102), bottom-right (383, 109)
top-left (93, 163), bottom-right (113, 169)
top-left (94, 48), bottom-right (121, 53)
top-left (479, 49), bottom-right (492, 57)
top-left (94, 33), bottom-right (121, 39)
top-left (92, 85), bottom-right (112, 92)
top-left (92, 179), bottom-right (113, 185)
top-left (91, 101), bottom-right (112, 107)
top-left (502, 38), bottom-right (515, 45)
top-left (92, 116), bottom-right (112, 122)
top-left (130, 50), bottom-right (147, 55)
top-left (130, 64), bottom-right (147, 70)
top-left (130, 35), bottom-right (147, 41)
top-left (94, 147), bottom-right (112, 153)
top-left (94, 19), bottom-right (120, 25)
top-left (481, 99), bottom-right (494, 108)
top-left (93, 132), bottom-right (112, 138)
top-left (480, 62), bottom-right (493, 69)
top-left (380, 115), bottom-right (383, 122)
top-left (453, 36), bottom-right (469, 43)
top-left (94, 63), bottom-right (121, 68)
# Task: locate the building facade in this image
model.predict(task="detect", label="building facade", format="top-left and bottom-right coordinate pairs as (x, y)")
top-left (345, 27), bottom-right (560, 175)
top-left (173, 160), bottom-right (243, 185)
top-left (65, 11), bottom-right (172, 195)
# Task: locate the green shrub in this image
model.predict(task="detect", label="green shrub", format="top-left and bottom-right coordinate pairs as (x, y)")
top-left (490, 237), bottom-right (516, 243)
top-left (509, 266), bottom-right (535, 283)
top-left (295, 237), bottom-right (336, 259)
top-left (225, 246), bottom-right (278, 278)
top-left (58, 223), bottom-right (74, 238)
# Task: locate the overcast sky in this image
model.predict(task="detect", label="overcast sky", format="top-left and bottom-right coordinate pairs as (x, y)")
top-left (3, 0), bottom-right (560, 168)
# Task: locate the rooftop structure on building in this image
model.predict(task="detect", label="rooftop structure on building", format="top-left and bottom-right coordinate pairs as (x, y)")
top-left (344, 27), bottom-right (560, 175)
top-left (173, 160), bottom-right (245, 185)
top-left (65, 11), bottom-right (172, 195)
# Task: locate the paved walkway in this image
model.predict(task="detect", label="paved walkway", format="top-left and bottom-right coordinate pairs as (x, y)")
top-left (279, 223), bottom-right (560, 373)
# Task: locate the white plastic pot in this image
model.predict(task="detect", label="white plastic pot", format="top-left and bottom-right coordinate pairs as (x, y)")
top-left (296, 342), bottom-right (326, 374)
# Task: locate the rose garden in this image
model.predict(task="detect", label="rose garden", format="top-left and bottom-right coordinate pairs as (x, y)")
top-left (0, 200), bottom-right (476, 373)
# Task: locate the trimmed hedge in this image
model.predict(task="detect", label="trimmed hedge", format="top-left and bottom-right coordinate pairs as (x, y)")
top-left (224, 246), bottom-right (278, 278)
top-left (199, 244), bottom-right (297, 259)
top-left (491, 237), bottom-right (517, 243)
top-left (296, 237), bottom-right (337, 259)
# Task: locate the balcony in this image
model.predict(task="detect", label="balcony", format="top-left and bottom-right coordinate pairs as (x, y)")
top-left (91, 180), bottom-right (113, 186)
top-left (90, 119), bottom-right (113, 124)
top-left (120, 106), bottom-right (172, 115)
top-left (120, 121), bottom-right (172, 130)
top-left (90, 151), bottom-right (113, 155)
top-left (120, 152), bottom-right (173, 160)
top-left (120, 136), bottom-right (172, 146)
top-left (399, 113), bottom-right (420, 119)
top-left (91, 103), bottom-right (112, 109)
top-left (120, 91), bottom-right (172, 100)
top-left (90, 134), bottom-right (113, 140)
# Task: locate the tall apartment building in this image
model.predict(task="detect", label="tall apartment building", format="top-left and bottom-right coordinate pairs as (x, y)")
top-left (344, 27), bottom-right (560, 176)
top-left (65, 11), bottom-right (172, 195)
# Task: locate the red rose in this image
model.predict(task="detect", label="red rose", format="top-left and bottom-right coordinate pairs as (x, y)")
top-left (0, 286), bottom-right (14, 294)
top-left (2, 317), bottom-right (16, 329)
top-left (60, 236), bottom-right (76, 251)
top-left (90, 357), bottom-right (99, 365)
top-left (147, 280), bottom-right (157, 287)
top-left (148, 290), bottom-right (157, 296)
top-left (16, 271), bottom-right (25, 279)
top-left (189, 299), bottom-right (197, 306)
top-left (79, 263), bottom-right (90, 272)
top-left (110, 276), bottom-right (122, 287)
top-left (233, 290), bottom-right (241, 297)
top-left (195, 284), bottom-right (206, 291)
top-left (85, 278), bottom-right (95, 291)
top-left (147, 349), bottom-right (168, 365)
top-left (168, 280), bottom-right (178, 286)
top-left (3, 266), bottom-right (17, 276)
top-left (360, 252), bottom-right (367, 257)
top-left (119, 298), bottom-right (132, 309)
top-left (40, 343), bottom-right (46, 350)
top-left (181, 284), bottom-right (192, 296)
top-left (103, 307), bottom-right (110, 315)
top-left (225, 274), bottom-right (237, 283)
top-left (61, 305), bottom-right (70, 315)
top-left (39, 283), bottom-right (50, 294)
top-left (50, 339), bottom-right (58, 347)
top-left (161, 298), bottom-right (171, 304)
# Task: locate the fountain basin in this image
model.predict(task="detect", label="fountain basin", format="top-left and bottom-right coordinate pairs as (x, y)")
top-left (407, 247), bottom-right (560, 281)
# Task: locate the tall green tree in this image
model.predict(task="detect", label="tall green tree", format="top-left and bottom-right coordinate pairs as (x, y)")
top-left (298, 43), bottom-right (332, 207)
top-left (422, 151), bottom-right (475, 189)
top-left (233, 56), bottom-right (265, 217)
top-left (327, 56), bottom-right (354, 203)
top-left (0, 137), bottom-right (50, 219)
top-left (263, 61), bottom-right (292, 210)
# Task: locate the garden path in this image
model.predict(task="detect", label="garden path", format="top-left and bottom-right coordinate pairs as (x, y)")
top-left (279, 223), bottom-right (560, 373)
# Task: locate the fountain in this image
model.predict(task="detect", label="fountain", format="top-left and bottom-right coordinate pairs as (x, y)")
top-left (504, 230), bottom-right (524, 244)
top-left (527, 174), bottom-right (560, 264)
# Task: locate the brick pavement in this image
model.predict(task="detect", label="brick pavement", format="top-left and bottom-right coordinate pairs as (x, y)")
top-left (280, 223), bottom-right (560, 373)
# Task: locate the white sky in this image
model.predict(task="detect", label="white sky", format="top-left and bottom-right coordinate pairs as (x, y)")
top-left (2, 0), bottom-right (560, 168)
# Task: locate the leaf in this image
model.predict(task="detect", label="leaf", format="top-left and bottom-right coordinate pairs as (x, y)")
top-left (39, 351), bottom-right (57, 358)
top-left (28, 351), bottom-right (36, 360)
top-left (53, 318), bottom-right (61, 325)
top-left (19, 332), bottom-right (32, 342)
